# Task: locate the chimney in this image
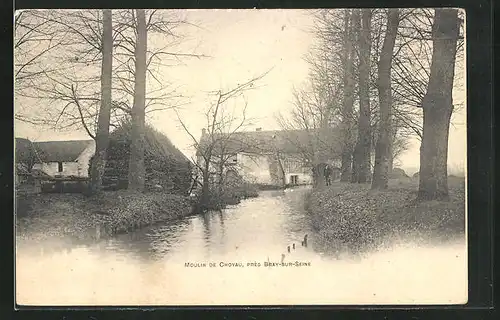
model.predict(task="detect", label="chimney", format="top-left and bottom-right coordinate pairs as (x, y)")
top-left (202, 128), bottom-right (206, 136)
top-left (256, 127), bottom-right (262, 131)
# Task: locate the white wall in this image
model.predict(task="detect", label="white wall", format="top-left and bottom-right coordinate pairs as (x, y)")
top-left (76, 141), bottom-right (96, 177)
top-left (238, 153), bottom-right (312, 185)
top-left (198, 152), bottom-right (313, 186)
top-left (33, 162), bottom-right (79, 177)
top-left (238, 153), bottom-right (273, 184)
top-left (285, 172), bottom-right (312, 185)
top-left (32, 141), bottom-right (96, 178)
top-left (281, 156), bottom-right (312, 185)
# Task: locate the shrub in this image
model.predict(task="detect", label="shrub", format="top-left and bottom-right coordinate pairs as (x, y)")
top-left (91, 122), bottom-right (193, 195)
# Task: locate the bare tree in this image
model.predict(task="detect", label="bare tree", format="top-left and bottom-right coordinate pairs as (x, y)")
top-left (275, 9), bottom-right (360, 187)
top-left (276, 85), bottom-right (342, 166)
top-left (14, 10), bottom-right (75, 123)
top-left (418, 8), bottom-right (460, 200)
top-left (339, 9), bottom-right (357, 182)
top-left (352, 9), bottom-right (373, 183)
top-left (371, 9), bottom-right (400, 190)
top-left (88, 9), bottom-right (113, 194)
top-left (16, 10), bottom-right (127, 135)
top-left (176, 71), bottom-right (270, 211)
top-left (389, 9), bottom-right (464, 142)
top-left (127, 9), bottom-right (148, 192)
top-left (14, 10), bottom-right (66, 94)
top-left (17, 10), bottom-right (200, 138)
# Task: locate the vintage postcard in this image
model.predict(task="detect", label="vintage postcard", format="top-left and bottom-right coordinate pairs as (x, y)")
top-left (14, 8), bottom-right (467, 306)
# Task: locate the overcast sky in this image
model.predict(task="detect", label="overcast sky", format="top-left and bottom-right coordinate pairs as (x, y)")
top-left (14, 9), bottom-right (467, 174)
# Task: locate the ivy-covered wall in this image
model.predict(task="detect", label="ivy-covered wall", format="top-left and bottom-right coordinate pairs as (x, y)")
top-left (90, 123), bottom-right (193, 195)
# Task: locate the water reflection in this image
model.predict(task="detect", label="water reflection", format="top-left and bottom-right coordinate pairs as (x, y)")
top-left (16, 186), bottom-right (467, 305)
top-left (16, 186), bottom-right (347, 263)
top-left (201, 212), bottom-right (211, 243)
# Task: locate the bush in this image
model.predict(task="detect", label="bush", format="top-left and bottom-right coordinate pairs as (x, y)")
top-left (193, 177), bottom-right (260, 211)
top-left (92, 122), bottom-right (193, 195)
top-left (232, 182), bottom-right (259, 199)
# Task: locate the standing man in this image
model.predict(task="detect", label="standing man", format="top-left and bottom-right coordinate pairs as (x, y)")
top-left (324, 164), bottom-right (331, 186)
top-left (312, 166), bottom-right (317, 188)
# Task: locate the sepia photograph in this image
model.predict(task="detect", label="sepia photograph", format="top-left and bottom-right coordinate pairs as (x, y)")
top-left (14, 8), bottom-right (467, 306)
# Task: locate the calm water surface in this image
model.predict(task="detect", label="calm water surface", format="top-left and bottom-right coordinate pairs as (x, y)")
top-left (16, 186), bottom-right (467, 305)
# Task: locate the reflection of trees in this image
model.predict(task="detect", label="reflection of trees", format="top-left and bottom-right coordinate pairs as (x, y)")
top-left (201, 212), bottom-right (212, 243)
top-left (83, 218), bottom-right (192, 262)
top-left (17, 237), bottom-right (78, 259)
top-left (217, 210), bottom-right (227, 247)
top-left (200, 212), bottom-right (213, 258)
top-left (218, 210), bottom-right (225, 227)
top-left (201, 210), bottom-right (231, 255)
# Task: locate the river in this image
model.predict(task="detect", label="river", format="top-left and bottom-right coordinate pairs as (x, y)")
top-left (16, 186), bottom-right (467, 306)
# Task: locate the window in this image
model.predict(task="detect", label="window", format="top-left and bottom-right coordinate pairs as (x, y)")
top-left (290, 175), bottom-right (298, 185)
top-left (57, 162), bottom-right (63, 173)
top-left (230, 154), bottom-right (237, 164)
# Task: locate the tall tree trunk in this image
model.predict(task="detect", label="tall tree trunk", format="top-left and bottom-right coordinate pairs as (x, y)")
top-left (418, 9), bottom-right (459, 200)
top-left (388, 124), bottom-right (397, 177)
top-left (387, 139), bottom-right (394, 177)
top-left (89, 9), bottom-right (113, 195)
top-left (350, 156), bottom-right (357, 183)
top-left (340, 9), bottom-right (355, 182)
top-left (200, 166), bottom-right (210, 210)
top-left (217, 156), bottom-right (225, 197)
top-left (128, 9), bottom-right (147, 192)
top-left (371, 9), bottom-right (400, 190)
top-left (277, 153), bottom-right (287, 187)
top-left (353, 9), bottom-right (372, 183)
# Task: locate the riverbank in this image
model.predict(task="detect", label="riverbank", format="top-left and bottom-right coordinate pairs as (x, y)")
top-left (306, 176), bottom-right (466, 252)
top-left (16, 191), bottom-right (194, 243)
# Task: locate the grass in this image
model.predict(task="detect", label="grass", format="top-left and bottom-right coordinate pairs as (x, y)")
top-left (306, 176), bottom-right (466, 253)
top-left (16, 190), bottom-right (193, 243)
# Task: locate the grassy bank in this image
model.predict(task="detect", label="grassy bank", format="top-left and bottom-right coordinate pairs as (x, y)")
top-left (199, 182), bottom-right (260, 209)
top-left (16, 191), bottom-right (193, 243)
top-left (306, 176), bottom-right (466, 252)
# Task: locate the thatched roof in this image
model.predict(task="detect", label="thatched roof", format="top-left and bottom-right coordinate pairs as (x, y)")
top-left (16, 137), bottom-right (94, 164)
top-left (15, 138), bottom-right (35, 164)
top-left (109, 122), bottom-right (189, 164)
top-left (31, 140), bottom-right (93, 162)
top-left (196, 128), bottom-right (343, 158)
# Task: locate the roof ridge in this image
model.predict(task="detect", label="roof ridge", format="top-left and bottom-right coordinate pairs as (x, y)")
top-left (34, 139), bottom-right (93, 143)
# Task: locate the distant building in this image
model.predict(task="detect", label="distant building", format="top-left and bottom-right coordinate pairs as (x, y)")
top-left (196, 127), bottom-right (342, 187)
top-left (30, 140), bottom-right (96, 178)
top-left (14, 137), bottom-right (72, 193)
